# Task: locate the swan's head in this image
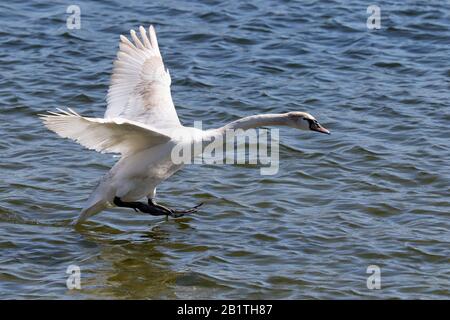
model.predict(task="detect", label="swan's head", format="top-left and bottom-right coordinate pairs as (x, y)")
top-left (287, 112), bottom-right (330, 134)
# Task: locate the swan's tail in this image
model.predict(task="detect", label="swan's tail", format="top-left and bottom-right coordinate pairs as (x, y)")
top-left (72, 176), bottom-right (112, 225)
top-left (74, 200), bottom-right (108, 225)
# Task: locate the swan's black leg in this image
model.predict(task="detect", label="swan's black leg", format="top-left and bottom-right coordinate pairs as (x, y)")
top-left (113, 197), bottom-right (169, 216)
top-left (113, 197), bottom-right (203, 218)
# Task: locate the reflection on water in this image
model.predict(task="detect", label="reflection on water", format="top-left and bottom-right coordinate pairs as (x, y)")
top-left (0, 0), bottom-right (449, 299)
top-left (77, 223), bottom-right (178, 299)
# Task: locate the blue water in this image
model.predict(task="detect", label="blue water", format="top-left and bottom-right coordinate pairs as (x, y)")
top-left (0, 0), bottom-right (449, 299)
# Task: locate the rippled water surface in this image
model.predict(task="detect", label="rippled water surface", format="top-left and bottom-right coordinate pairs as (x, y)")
top-left (0, 0), bottom-right (449, 299)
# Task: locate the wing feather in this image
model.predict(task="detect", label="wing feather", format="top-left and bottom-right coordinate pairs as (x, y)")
top-left (105, 25), bottom-right (181, 129)
top-left (40, 109), bottom-right (171, 155)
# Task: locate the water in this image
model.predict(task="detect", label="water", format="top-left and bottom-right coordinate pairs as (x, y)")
top-left (0, 0), bottom-right (449, 299)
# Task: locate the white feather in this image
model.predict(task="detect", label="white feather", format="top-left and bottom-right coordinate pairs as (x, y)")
top-left (105, 25), bottom-right (180, 129)
top-left (40, 110), bottom-right (170, 155)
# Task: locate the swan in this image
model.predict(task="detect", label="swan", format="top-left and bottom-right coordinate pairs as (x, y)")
top-left (40, 25), bottom-right (330, 225)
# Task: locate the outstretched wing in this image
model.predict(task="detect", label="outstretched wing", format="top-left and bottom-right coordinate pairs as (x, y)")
top-left (40, 109), bottom-right (171, 155)
top-left (105, 25), bottom-right (181, 129)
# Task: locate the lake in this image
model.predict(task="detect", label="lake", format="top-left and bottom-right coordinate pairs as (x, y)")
top-left (0, 0), bottom-right (448, 299)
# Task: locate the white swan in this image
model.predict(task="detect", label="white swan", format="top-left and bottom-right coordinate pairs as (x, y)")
top-left (40, 25), bottom-right (330, 224)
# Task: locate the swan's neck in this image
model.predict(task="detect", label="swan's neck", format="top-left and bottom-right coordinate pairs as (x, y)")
top-left (218, 113), bottom-right (289, 132)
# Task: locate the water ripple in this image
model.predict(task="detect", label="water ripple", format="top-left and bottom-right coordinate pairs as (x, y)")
top-left (0, 0), bottom-right (448, 299)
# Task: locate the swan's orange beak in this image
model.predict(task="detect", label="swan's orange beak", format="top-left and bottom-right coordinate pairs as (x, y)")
top-left (313, 126), bottom-right (330, 135)
top-left (311, 122), bottom-right (330, 135)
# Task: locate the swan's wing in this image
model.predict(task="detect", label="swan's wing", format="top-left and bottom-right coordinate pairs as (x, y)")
top-left (105, 25), bottom-right (181, 129)
top-left (40, 109), bottom-right (171, 155)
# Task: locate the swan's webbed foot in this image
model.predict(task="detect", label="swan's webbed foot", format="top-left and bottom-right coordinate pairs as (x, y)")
top-left (113, 197), bottom-right (203, 218)
top-left (148, 199), bottom-right (204, 218)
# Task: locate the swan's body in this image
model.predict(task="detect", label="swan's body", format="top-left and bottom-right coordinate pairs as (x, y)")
top-left (40, 26), bottom-right (329, 224)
